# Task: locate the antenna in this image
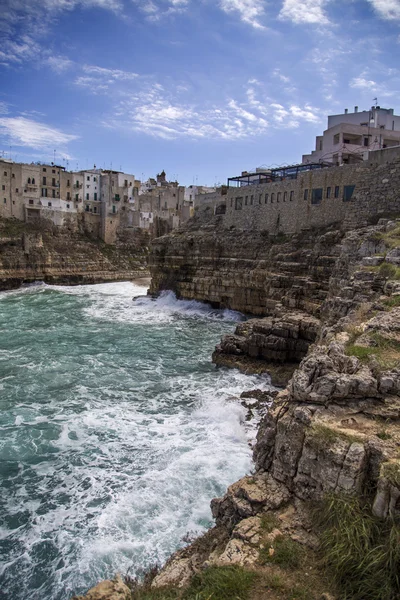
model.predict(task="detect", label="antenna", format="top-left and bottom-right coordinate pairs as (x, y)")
top-left (373, 97), bottom-right (378, 107)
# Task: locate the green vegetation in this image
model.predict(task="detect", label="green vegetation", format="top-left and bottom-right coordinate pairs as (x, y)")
top-left (183, 566), bottom-right (257, 600)
top-left (259, 535), bottom-right (303, 569)
top-left (345, 332), bottom-right (400, 369)
top-left (131, 566), bottom-right (257, 600)
top-left (260, 512), bottom-right (280, 533)
top-left (379, 262), bottom-right (400, 280)
top-left (384, 295), bottom-right (400, 308)
top-left (382, 462), bottom-right (400, 488)
top-left (377, 431), bottom-right (392, 441)
top-left (307, 424), bottom-right (362, 451)
top-left (317, 494), bottom-right (400, 600)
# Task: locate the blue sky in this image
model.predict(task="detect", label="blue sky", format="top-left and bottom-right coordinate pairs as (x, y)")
top-left (0, 0), bottom-right (399, 186)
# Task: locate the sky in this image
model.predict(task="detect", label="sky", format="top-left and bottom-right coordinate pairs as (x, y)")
top-left (0, 0), bottom-right (399, 186)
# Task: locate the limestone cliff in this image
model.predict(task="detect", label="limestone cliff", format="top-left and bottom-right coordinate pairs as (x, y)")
top-left (0, 217), bottom-right (149, 290)
top-left (76, 218), bottom-right (400, 600)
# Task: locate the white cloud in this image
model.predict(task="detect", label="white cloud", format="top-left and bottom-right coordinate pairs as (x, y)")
top-left (350, 76), bottom-right (378, 91)
top-left (46, 55), bottom-right (74, 73)
top-left (219, 0), bottom-right (267, 28)
top-left (279, 0), bottom-right (330, 24)
top-left (104, 79), bottom-right (323, 140)
top-left (367, 0), bottom-right (400, 20)
top-left (272, 69), bottom-right (291, 83)
top-left (74, 64), bottom-right (140, 93)
top-left (0, 117), bottom-right (78, 154)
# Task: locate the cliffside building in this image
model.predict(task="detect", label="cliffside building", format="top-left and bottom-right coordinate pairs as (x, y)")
top-left (302, 106), bottom-right (400, 166)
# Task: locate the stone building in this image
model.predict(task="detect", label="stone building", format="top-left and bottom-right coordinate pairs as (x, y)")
top-left (217, 146), bottom-right (400, 236)
top-left (302, 105), bottom-right (400, 165)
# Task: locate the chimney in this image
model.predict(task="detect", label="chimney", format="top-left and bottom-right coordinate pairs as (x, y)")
top-left (354, 106), bottom-right (358, 113)
top-left (344, 108), bottom-right (348, 114)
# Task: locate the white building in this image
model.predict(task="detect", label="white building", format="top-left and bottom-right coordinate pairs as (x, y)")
top-left (302, 105), bottom-right (400, 165)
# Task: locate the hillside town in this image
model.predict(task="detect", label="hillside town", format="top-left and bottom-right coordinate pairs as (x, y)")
top-left (1, 105), bottom-right (399, 244)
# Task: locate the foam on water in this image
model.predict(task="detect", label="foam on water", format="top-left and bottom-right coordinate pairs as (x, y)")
top-left (0, 282), bottom-right (272, 600)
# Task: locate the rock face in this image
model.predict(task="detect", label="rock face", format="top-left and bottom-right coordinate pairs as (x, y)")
top-left (72, 575), bottom-right (130, 600)
top-left (0, 218), bottom-right (149, 290)
top-left (149, 220), bottom-right (344, 317)
top-left (148, 219), bottom-right (400, 593)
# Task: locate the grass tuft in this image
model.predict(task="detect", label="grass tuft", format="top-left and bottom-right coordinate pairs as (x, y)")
top-left (383, 295), bottom-right (400, 309)
top-left (259, 535), bottom-right (303, 569)
top-left (260, 512), bottom-right (280, 533)
top-left (183, 565), bottom-right (256, 600)
top-left (316, 494), bottom-right (400, 600)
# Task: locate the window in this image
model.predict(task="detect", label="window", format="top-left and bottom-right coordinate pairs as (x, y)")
top-left (93, 206), bottom-right (97, 213)
top-left (75, 194), bottom-right (79, 201)
top-left (67, 179), bottom-right (70, 187)
top-left (52, 189), bottom-right (56, 198)
top-left (43, 176), bottom-right (46, 185)
top-left (66, 204), bottom-right (70, 209)
top-left (29, 199), bottom-right (34, 205)
top-left (43, 168), bottom-right (46, 172)
top-left (283, 192), bottom-right (287, 202)
top-left (94, 177), bottom-right (97, 182)
top-left (271, 193), bottom-right (275, 203)
top-left (311, 188), bottom-right (323, 204)
top-left (334, 186), bottom-right (340, 198)
top-left (3, 171), bottom-right (7, 176)
top-left (86, 193), bottom-right (89, 201)
top-left (86, 185), bottom-right (90, 189)
top-left (343, 185), bottom-right (355, 202)
top-left (27, 178), bottom-right (31, 184)
top-left (52, 169), bottom-right (55, 174)
top-left (250, 195), bottom-right (254, 205)
top-left (259, 194), bottom-right (262, 204)
top-left (94, 192), bottom-right (97, 201)
top-left (15, 188), bottom-right (18, 193)
top-left (3, 198), bottom-right (6, 204)
top-left (48, 202), bottom-right (52, 207)
top-left (85, 205), bottom-right (90, 212)
top-left (326, 187), bottom-right (331, 199)
top-left (42, 188), bottom-right (47, 197)
top-left (235, 197), bottom-right (243, 210)
top-left (12, 173), bottom-right (15, 178)
top-left (124, 180), bottom-right (128, 187)
top-left (304, 189), bottom-right (308, 200)
top-left (245, 196), bottom-right (248, 205)
top-left (52, 178), bottom-right (56, 186)
top-left (112, 205), bottom-right (116, 214)
top-left (87, 176), bottom-right (90, 181)
top-left (76, 180), bottom-right (79, 187)
top-left (290, 191), bottom-right (294, 201)
top-left (1, 185), bottom-right (4, 191)
top-left (364, 138), bottom-right (369, 147)
top-left (277, 192), bottom-right (281, 203)
top-left (265, 193), bottom-right (268, 204)
top-left (32, 178), bottom-right (35, 184)
top-left (230, 198), bottom-right (233, 207)
top-left (67, 192), bottom-right (71, 200)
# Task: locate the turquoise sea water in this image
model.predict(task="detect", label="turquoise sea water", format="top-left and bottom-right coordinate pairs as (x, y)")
top-left (0, 282), bottom-right (272, 600)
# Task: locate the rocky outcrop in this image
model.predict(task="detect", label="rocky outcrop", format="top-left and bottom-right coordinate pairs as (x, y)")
top-left (0, 218), bottom-right (149, 290)
top-left (72, 575), bottom-right (130, 600)
top-left (213, 311), bottom-right (320, 385)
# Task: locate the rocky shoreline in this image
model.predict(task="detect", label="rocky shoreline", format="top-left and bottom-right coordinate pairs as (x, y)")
top-left (0, 218), bottom-right (150, 291)
top-left (75, 218), bottom-right (400, 600)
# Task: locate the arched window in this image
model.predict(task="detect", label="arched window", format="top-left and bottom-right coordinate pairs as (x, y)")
top-left (32, 178), bottom-right (35, 184)
top-left (28, 177), bottom-right (31, 184)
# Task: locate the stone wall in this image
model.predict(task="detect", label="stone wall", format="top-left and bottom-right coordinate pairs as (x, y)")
top-left (220, 148), bottom-right (400, 235)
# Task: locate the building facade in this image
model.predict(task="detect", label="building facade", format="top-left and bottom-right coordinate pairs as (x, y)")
top-left (302, 106), bottom-right (400, 165)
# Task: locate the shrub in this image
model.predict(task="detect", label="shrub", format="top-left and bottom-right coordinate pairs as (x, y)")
top-left (380, 262), bottom-right (398, 279)
top-left (260, 512), bottom-right (280, 533)
top-left (317, 495), bottom-right (400, 600)
top-left (384, 295), bottom-right (400, 308)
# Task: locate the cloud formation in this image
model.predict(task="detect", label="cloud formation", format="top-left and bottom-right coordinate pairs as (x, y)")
top-left (279, 0), bottom-right (330, 24)
top-left (368, 0), bottom-right (400, 20)
top-left (104, 80), bottom-right (322, 140)
top-left (0, 117), bottom-right (78, 155)
top-left (219, 0), bottom-right (267, 29)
